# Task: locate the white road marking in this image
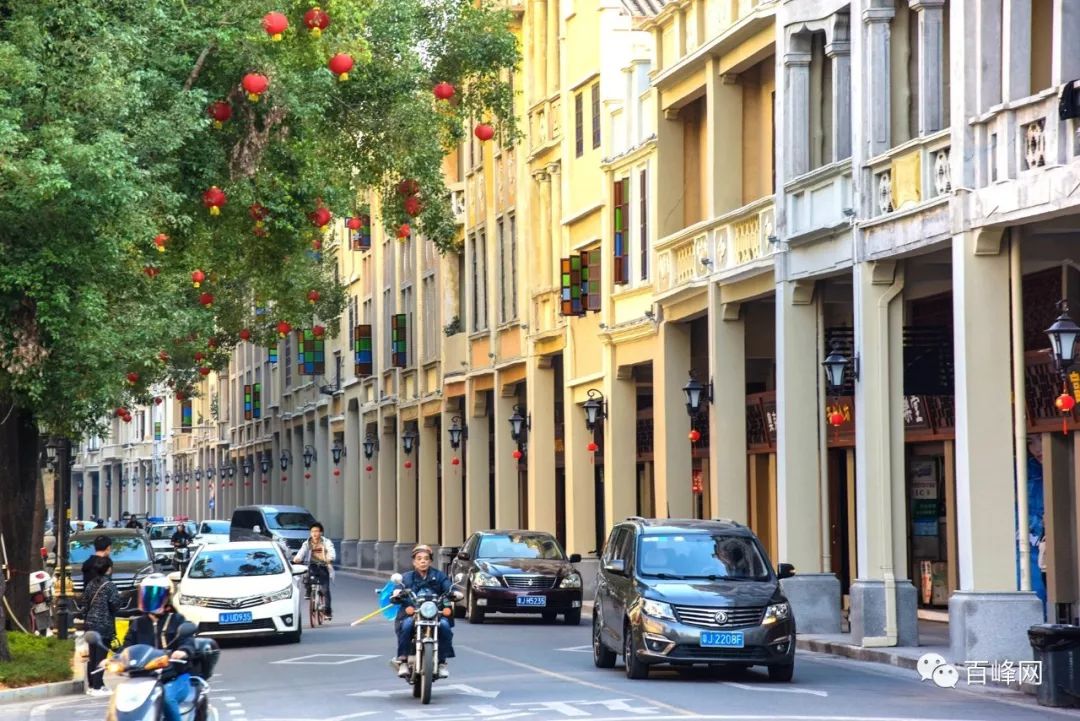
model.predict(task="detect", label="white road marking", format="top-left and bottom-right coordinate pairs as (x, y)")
top-left (253, 714), bottom-right (376, 721)
top-left (349, 683), bottom-right (499, 699)
top-left (271, 653), bottom-right (380, 665)
top-left (219, 696), bottom-right (237, 701)
top-left (226, 702), bottom-right (244, 708)
top-left (556, 645), bottom-right (592, 653)
top-left (722, 682), bottom-right (829, 698)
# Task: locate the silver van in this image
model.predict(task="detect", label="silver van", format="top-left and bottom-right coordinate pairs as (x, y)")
top-left (229, 505), bottom-right (317, 556)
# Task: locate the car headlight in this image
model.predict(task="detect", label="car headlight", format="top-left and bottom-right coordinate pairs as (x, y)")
top-left (264, 586), bottom-right (293, 603)
top-left (178, 594), bottom-right (210, 607)
top-left (472, 572), bottom-right (501, 588)
top-left (559, 573), bottom-right (582, 589)
top-left (419, 601), bottom-right (439, 619)
top-left (641, 599), bottom-right (676, 621)
top-left (763, 602), bottom-right (791, 625)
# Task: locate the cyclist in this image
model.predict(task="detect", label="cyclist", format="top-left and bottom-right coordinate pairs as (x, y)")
top-left (293, 522), bottom-right (335, 621)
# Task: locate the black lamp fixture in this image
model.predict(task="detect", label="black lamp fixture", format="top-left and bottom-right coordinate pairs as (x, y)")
top-left (822, 342), bottom-right (850, 394)
top-left (218, 463), bottom-right (229, 480)
top-left (363, 433), bottom-right (379, 459)
top-left (682, 372), bottom-right (713, 418)
top-left (583, 389), bottom-right (607, 431)
top-left (331, 441), bottom-right (346, 464)
top-left (206, 465), bottom-right (215, 480)
top-left (508, 404), bottom-right (530, 442)
top-left (164, 472), bottom-right (172, 484)
top-left (401, 427), bottom-right (418, 455)
top-left (448, 415), bottom-right (467, 450)
top-left (242, 458), bottom-right (252, 477)
top-left (44, 438), bottom-right (58, 463)
top-left (194, 467), bottom-right (203, 482)
top-left (184, 471), bottom-right (192, 483)
top-left (1046, 299), bottom-right (1080, 372)
top-left (260, 454), bottom-right (271, 474)
top-left (302, 444), bottom-right (316, 469)
top-left (227, 462), bottom-right (236, 479)
top-left (279, 450), bottom-right (292, 471)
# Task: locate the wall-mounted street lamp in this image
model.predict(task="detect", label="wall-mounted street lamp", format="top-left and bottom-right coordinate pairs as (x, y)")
top-left (1046, 300), bottom-right (1080, 371)
top-left (206, 466), bottom-right (215, 480)
top-left (227, 463), bottom-right (236, 479)
top-left (194, 468), bottom-right (203, 482)
top-left (260, 454), bottom-right (271, 475)
top-left (363, 433), bottom-right (379, 459)
top-left (302, 444), bottom-right (317, 469)
top-left (682, 372), bottom-right (713, 418)
top-left (401, 428), bottom-right (418, 455)
top-left (583, 389), bottom-right (607, 431)
top-left (822, 343), bottom-right (851, 394)
top-left (508, 404), bottom-right (530, 443)
top-left (242, 458), bottom-right (252, 477)
top-left (331, 442), bottom-right (346, 464)
top-left (448, 416), bottom-right (467, 450)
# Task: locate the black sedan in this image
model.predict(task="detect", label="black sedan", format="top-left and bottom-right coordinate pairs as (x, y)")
top-left (448, 530), bottom-right (583, 625)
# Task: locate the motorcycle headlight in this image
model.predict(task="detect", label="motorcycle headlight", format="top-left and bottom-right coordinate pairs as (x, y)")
top-left (559, 573), bottom-right (582, 589)
top-left (265, 585), bottom-right (293, 603)
top-left (763, 602), bottom-right (791, 625)
top-left (472, 572), bottom-right (501, 588)
top-left (419, 601), bottom-right (439, 619)
top-left (641, 599), bottom-right (676, 621)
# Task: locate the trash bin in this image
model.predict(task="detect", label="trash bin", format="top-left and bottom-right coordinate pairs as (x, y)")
top-left (1029, 624), bottom-right (1080, 707)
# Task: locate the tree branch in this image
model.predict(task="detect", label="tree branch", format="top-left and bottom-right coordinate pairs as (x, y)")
top-left (183, 45), bottom-right (215, 92)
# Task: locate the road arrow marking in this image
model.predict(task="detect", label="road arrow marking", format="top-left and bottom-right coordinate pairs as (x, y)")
top-left (722, 681), bottom-right (829, 697)
top-left (349, 683), bottom-right (499, 699)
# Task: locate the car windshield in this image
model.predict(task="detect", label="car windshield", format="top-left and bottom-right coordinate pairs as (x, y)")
top-left (267, 512), bottom-right (317, 530)
top-left (187, 548), bottom-right (285, 578)
top-left (199, 521), bottom-right (229, 534)
top-left (477, 534), bottom-right (566, 560)
top-left (637, 534), bottom-right (771, 580)
top-left (148, 523), bottom-right (196, 540)
top-left (69, 537), bottom-right (149, 564)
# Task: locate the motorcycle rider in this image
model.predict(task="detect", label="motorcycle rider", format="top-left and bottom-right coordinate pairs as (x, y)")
top-left (120, 576), bottom-right (196, 721)
top-left (390, 545), bottom-right (462, 679)
top-left (170, 523), bottom-right (192, 569)
top-left (292, 522), bottom-right (335, 622)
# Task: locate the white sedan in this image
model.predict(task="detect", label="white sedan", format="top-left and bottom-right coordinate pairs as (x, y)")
top-left (171, 542), bottom-right (306, 642)
top-left (194, 520), bottom-right (230, 546)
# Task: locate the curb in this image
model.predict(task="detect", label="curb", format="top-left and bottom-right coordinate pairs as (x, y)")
top-left (795, 637), bottom-right (919, 670)
top-left (0, 679), bottom-right (82, 706)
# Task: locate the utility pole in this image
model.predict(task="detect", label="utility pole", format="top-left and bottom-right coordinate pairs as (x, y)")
top-left (51, 437), bottom-right (72, 640)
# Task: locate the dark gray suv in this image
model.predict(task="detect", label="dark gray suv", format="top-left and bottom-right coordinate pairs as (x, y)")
top-left (592, 517), bottom-right (796, 681)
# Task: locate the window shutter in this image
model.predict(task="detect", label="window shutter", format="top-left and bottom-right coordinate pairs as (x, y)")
top-left (560, 256), bottom-right (585, 316)
top-left (591, 82), bottom-right (601, 149)
top-left (297, 329), bottom-right (325, 376)
top-left (392, 314), bottom-right (408, 368)
top-left (253, 383), bottom-right (262, 419)
top-left (575, 93), bottom-right (584, 157)
top-left (613, 178), bottom-right (629, 285)
top-left (639, 169), bottom-right (649, 281)
top-left (354, 324), bottom-right (373, 377)
top-left (584, 249), bottom-right (602, 312)
top-left (243, 384), bottom-right (253, 421)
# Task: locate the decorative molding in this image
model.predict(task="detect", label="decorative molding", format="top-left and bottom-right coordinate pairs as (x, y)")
top-left (870, 260), bottom-right (898, 285)
top-left (973, 227), bottom-right (1005, 256)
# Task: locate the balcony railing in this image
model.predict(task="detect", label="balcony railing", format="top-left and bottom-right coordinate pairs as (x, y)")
top-left (654, 197), bottom-right (775, 295)
top-left (867, 129), bottom-right (951, 218)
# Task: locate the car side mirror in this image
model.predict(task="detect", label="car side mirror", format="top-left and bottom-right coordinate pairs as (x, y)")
top-left (291, 564), bottom-right (308, 576)
top-left (603, 559), bottom-right (626, 575)
top-left (569, 553), bottom-right (582, 564)
top-left (155, 554), bottom-right (171, 566)
top-left (456, 551), bottom-right (470, 561)
top-left (777, 563), bottom-right (796, 580)
top-left (168, 571), bottom-right (182, 583)
top-left (252, 524), bottom-right (262, 534)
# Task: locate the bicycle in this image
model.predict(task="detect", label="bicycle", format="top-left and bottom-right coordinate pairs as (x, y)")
top-left (307, 572), bottom-right (327, 627)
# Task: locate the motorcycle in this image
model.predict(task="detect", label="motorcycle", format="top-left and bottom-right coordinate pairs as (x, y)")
top-left (84, 623), bottom-right (219, 721)
top-left (172, 544), bottom-right (192, 574)
top-left (391, 573), bottom-right (457, 705)
top-left (28, 570), bottom-right (53, 636)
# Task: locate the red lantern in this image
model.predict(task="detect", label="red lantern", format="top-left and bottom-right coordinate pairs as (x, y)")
top-left (239, 328), bottom-right (252, 341)
top-left (433, 82), bottom-right (455, 100)
top-left (282, 474), bottom-right (289, 483)
top-left (202, 186), bottom-right (226, 215)
top-left (304, 472), bottom-right (311, 480)
top-left (115, 407), bottom-right (126, 418)
top-left (397, 223), bottom-right (411, 239)
top-left (154, 397), bottom-right (163, 406)
top-left (249, 203), bottom-right (268, 225)
top-left (122, 413), bottom-right (132, 423)
top-left (404, 195), bottom-right (422, 216)
top-left (262, 11), bottom-right (288, 41)
top-left (313, 324), bottom-right (326, 338)
top-left (310, 206), bottom-right (332, 228)
top-left (587, 441), bottom-right (598, 453)
top-left (451, 457), bottom-right (460, 466)
top-left (511, 450), bottom-right (522, 461)
top-left (194, 352), bottom-right (205, 363)
top-left (308, 289), bottom-right (321, 304)
top-left (303, 7), bottom-right (330, 36)
top-left (365, 465), bottom-right (373, 472)
top-left (828, 411), bottom-right (845, 427)
top-left (208, 337), bottom-right (219, 349)
top-left (191, 269), bottom-right (206, 288)
top-left (199, 367), bottom-right (211, 376)
top-left (328, 53), bottom-right (354, 81)
top-left (143, 265), bottom-right (160, 279)
top-left (176, 391), bottom-right (186, 401)
top-left (126, 372), bottom-right (139, 384)
top-left (1057, 393), bottom-right (1076, 412)
top-left (153, 233), bottom-right (168, 252)
top-left (277, 320), bottom-right (292, 337)
top-left (311, 238), bottom-right (323, 251)
top-left (207, 100), bottom-right (232, 128)
top-left (404, 460), bottom-right (413, 469)
top-left (332, 468), bottom-right (341, 477)
top-left (199, 292), bottom-right (214, 308)
top-left (242, 73), bottom-right (269, 102)
top-left (688, 429), bottom-right (701, 443)
top-left (346, 216), bottom-right (362, 230)
top-left (397, 179), bottom-right (419, 196)
top-left (474, 123), bottom-right (494, 141)
top-left (158, 350), bottom-right (169, 363)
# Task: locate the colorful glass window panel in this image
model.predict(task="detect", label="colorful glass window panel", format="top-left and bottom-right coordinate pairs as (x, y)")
top-left (243, 384), bottom-right (253, 421)
top-left (297, 329), bottom-right (325, 376)
top-left (268, 343), bottom-right (278, 364)
top-left (352, 214), bottom-right (371, 251)
top-left (354, 324), bottom-right (373, 377)
top-left (560, 256), bottom-right (584, 316)
top-left (253, 383), bottom-right (262, 419)
top-left (584, 249), bottom-right (602, 312)
top-left (392, 314), bottom-right (408, 368)
top-left (613, 178), bottom-right (629, 284)
top-left (154, 421), bottom-right (162, 441)
top-left (181, 400), bottom-right (192, 432)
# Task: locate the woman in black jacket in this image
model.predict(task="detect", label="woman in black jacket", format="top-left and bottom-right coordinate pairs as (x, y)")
top-left (81, 555), bottom-right (121, 696)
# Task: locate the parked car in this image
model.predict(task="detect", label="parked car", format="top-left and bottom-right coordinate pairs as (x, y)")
top-left (229, 505), bottom-right (317, 556)
top-left (58, 528), bottom-right (167, 620)
top-left (195, 520), bottom-right (230, 546)
top-left (449, 530), bottom-right (583, 625)
top-left (147, 521), bottom-right (199, 561)
top-left (171, 541), bottom-right (305, 642)
top-left (592, 517), bottom-right (796, 681)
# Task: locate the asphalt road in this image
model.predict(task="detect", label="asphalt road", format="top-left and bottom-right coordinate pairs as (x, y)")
top-left (2, 573), bottom-right (1077, 721)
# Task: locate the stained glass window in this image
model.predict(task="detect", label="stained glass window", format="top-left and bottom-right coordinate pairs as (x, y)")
top-left (392, 314), bottom-right (408, 368)
top-left (253, 383), bottom-right (262, 419)
top-left (154, 421), bottom-right (162, 441)
top-left (355, 324), bottom-right (373, 377)
top-left (613, 178), bottom-right (629, 284)
top-left (268, 343), bottom-right (278, 364)
top-left (297, 329), bottom-right (325, 375)
top-left (181, 400), bottom-right (192, 432)
top-left (243, 384), bottom-right (253, 421)
top-left (560, 256), bottom-right (584, 316)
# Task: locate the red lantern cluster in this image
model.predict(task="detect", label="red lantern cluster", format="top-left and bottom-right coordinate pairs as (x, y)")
top-left (346, 216), bottom-right (363, 230)
top-left (262, 11), bottom-right (288, 41)
top-left (328, 53), bottom-right (354, 81)
top-left (397, 179), bottom-right (419, 197)
top-left (199, 367), bottom-right (211, 376)
top-left (191, 269), bottom-right (206, 288)
top-left (242, 73), bottom-right (269, 102)
top-left (194, 352), bottom-right (205, 363)
top-left (208, 100), bottom-right (232, 128)
top-left (433, 82), bottom-right (455, 100)
top-left (474, 123), bottom-right (494, 142)
top-left (304, 7), bottom-right (330, 36)
top-left (203, 186), bottom-right (226, 215)
top-left (153, 233), bottom-right (168, 252)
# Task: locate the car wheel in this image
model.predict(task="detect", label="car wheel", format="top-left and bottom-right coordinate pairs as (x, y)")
top-left (542, 611), bottom-right (557, 623)
top-left (623, 622), bottom-right (649, 680)
top-left (768, 660), bottom-right (794, 682)
top-left (564, 608), bottom-right (582, 626)
top-left (592, 613), bottom-right (616, 669)
top-left (467, 590), bottom-right (485, 624)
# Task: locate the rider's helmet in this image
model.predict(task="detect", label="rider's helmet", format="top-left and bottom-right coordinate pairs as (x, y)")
top-left (411, 544), bottom-right (433, 559)
top-left (137, 574), bottom-right (172, 614)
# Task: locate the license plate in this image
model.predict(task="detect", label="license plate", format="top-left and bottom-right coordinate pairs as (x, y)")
top-left (700, 631), bottom-right (744, 648)
top-left (219, 612), bottom-right (252, 625)
top-left (516, 596), bottom-right (547, 607)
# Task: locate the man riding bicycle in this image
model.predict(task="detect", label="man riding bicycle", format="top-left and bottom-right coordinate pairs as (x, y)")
top-left (293, 522), bottom-right (335, 621)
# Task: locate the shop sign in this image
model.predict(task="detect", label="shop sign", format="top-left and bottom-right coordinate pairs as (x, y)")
top-left (904, 396), bottom-right (930, 429)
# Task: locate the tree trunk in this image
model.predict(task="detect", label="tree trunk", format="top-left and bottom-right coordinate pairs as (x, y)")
top-left (0, 397), bottom-right (40, 643)
top-left (0, 575), bottom-right (9, 661)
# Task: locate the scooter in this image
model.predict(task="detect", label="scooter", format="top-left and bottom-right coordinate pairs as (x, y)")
top-left (28, 571), bottom-right (53, 636)
top-left (173, 544), bottom-right (192, 574)
top-left (84, 624), bottom-right (219, 721)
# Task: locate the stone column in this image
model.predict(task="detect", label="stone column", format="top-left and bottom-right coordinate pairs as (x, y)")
top-left (394, 417), bottom-right (417, 571)
top-left (784, 34), bottom-right (812, 178)
top-left (1052, 0), bottom-right (1080, 85)
top-left (548, 163), bottom-right (563, 287)
top-left (603, 369), bottom-right (637, 532)
top-left (359, 416), bottom-right (380, 569)
top-left (440, 410), bottom-right (465, 549)
top-left (1002, 0), bottom-right (1032, 102)
top-left (545, 0), bottom-right (558, 99)
top-left (864, 2), bottom-right (895, 157)
top-left (374, 418), bottom-right (397, 571)
top-left (826, 15), bottom-right (852, 161)
top-left (342, 405), bottom-right (360, 566)
top-left (418, 419), bottom-right (439, 545)
top-left (911, 1), bottom-right (946, 135)
top-left (493, 384), bottom-right (519, 528)
top-left (464, 410), bottom-right (491, 537)
top-left (270, 433), bottom-right (281, 508)
top-left (851, 261), bottom-right (915, 646)
top-left (531, 0), bottom-right (547, 104)
top-left (653, 320), bottom-right (693, 519)
top-left (708, 285), bottom-right (747, 523)
top-left (949, 232), bottom-right (1042, 662)
top-left (526, 356), bottom-right (557, 534)
top-left (707, 59), bottom-right (742, 213)
top-left (534, 173), bottom-right (552, 291)
top-left (564, 384), bottom-right (597, 557)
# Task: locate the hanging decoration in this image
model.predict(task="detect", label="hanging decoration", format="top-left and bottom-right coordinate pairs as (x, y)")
top-left (239, 328), bottom-right (252, 341)
top-left (158, 350), bottom-right (170, 363)
top-left (303, 7), bottom-right (330, 37)
top-left (143, 265), bottom-right (160, 279)
top-left (433, 82), bottom-right (455, 100)
top-left (451, 457), bottom-right (460, 466)
top-left (397, 179), bottom-right (419, 196)
top-left (208, 101), bottom-right (232, 128)
top-left (203, 186), bottom-right (227, 215)
top-left (194, 352), bottom-right (205, 363)
top-left (199, 292), bottom-right (214, 308)
top-left (191, 269), bottom-right (206, 288)
top-left (126, 372), bottom-right (139, 384)
top-left (208, 337), bottom-right (219, 349)
top-left (262, 11), bottom-right (289, 41)
top-left (474, 123), bottom-right (494, 141)
top-left (309, 205), bottom-right (332, 228)
top-left (312, 324), bottom-right (326, 338)
top-left (307, 289), bottom-right (321, 305)
top-left (242, 73), bottom-right (269, 102)
top-left (511, 450), bottom-right (522, 461)
top-left (154, 397), bottom-right (163, 406)
top-left (404, 460), bottom-right (413, 469)
top-left (688, 429), bottom-right (701, 443)
top-left (153, 233), bottom-right (168, 252)
top-left (277, 320), bottom-right (292, 337)
top-left (587, 441), bottom-right (598, 453)
top-left (1056, 385), bottom-right (1076, 435)
top-left (397, 223), bottom-right (411, 239)
top-left (404, 195), bottom-right (422, 216)
top-left (328, 53), bottom-right (354, 81)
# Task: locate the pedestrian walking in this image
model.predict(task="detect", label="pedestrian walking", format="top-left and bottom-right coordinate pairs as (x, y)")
top-left (82, 555), bottom-right (121, 696)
